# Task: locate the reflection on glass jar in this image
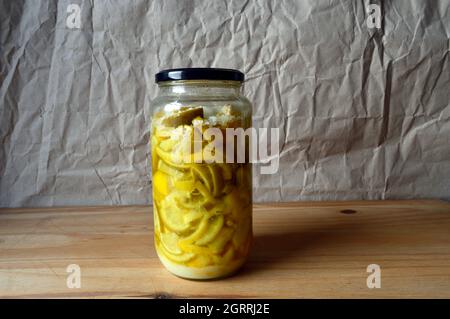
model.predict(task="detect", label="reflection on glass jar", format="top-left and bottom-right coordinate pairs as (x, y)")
top-left (150, 68), bottom-right (252, 279)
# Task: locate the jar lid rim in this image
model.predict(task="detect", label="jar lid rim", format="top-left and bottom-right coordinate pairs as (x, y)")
top-left (155, 68), bottom-right (244, 83)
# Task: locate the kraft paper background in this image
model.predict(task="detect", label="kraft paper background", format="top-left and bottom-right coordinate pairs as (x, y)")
top-left (1, 0), bottom-right (449, 207)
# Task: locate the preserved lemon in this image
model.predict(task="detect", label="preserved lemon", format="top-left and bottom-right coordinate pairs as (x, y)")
top-left (151, 104), bottom-right (252, 279)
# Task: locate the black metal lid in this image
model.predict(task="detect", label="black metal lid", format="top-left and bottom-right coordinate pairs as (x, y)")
top-left (155, 68), bottom-right (244, 83)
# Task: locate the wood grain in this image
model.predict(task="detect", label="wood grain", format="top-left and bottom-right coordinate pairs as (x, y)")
top-left (1, 200), bottom-right (449, 298)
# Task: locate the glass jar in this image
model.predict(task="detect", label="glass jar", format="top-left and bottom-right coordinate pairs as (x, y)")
top-left (150, 68), bottom-right (252, 280)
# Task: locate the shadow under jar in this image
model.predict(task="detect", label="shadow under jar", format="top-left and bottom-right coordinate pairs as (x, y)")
top-left (150, 68), bottom-right (253, 280)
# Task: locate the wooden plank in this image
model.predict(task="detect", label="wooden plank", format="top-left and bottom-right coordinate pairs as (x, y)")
top-left (0, 200), bottom-right (449, 298)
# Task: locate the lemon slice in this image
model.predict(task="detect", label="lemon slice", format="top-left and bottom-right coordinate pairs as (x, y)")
top-left (153, 171), bottom-right (170, 196)
top-left (183, 209), bottom-right (204, 224)
top-left (157, 160), bottom-right (186, 179)
top-left (157, 241), bottom-right (195, 263)
top-left (174, 178), bottom-right (195, 192)
top-left (154, 126), bottom-right (173, 139)
top-left (159, 138), bottom-right (177, 152)
top-left (156, 147), bottom-right (190, 169)
top-left (208, 227), bottom-right (234, 254)
top-left (175, 192), bottom-right (208, 210)
top-left (160, 232), bottom-right (183, 255)
top-left (194, 181), bottom-right (213, 201)
top-left (160, 199), bottom-right (191, 233)
top-left (212, 245), bottom-right (235, 265)
top-left (195, 215), bottom-right (224, 246)
top-left (179, 243), bottom-right (211, 254)
top-left (187, 254), bottom-right (212, 268)
top-left (221, 246), bottom-right (235, 264)
top-left (192, 166), bottom-right (213, 193)
top-left (156, 146), bottom-right (174, 162)
top-left (179, 213), bottom-right (211, 245)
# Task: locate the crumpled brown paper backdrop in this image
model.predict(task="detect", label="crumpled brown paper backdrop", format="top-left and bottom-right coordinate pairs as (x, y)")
top-left (1, 0), bottom-right (449, 207)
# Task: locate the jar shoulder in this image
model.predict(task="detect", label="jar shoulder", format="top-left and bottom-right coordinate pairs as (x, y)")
top-left (150, 94), bottom-right (252, 114)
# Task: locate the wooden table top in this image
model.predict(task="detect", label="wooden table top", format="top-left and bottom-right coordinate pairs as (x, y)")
top-left (1, 200), bottom-right (449, 298)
